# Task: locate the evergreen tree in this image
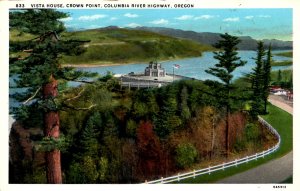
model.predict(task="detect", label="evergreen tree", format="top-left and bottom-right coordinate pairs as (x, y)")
top-left (205, 33), bottom-right (246, 156)
top-left (250, 41), bottom-right (265, 117)
top-left (180, 86), bottom-right (191, 121)
top-left (145, 90), bottom-right (159, 117)
top-left (277, 70), bottom-right (282, 83)
top-left (9, 10), bottom-right (95, 183)
top-left (288, 74), bottom-right (293, 90)
top-left (79, 112), bottom-right (102, 157)
top-left (67, 156), bottom-right (99, 183)
top-left (154, 86), bottom-right (180, 138)
top-left (262, 44), bottom-right (272, 114)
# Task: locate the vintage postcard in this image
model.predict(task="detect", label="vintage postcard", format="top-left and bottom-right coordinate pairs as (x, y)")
top-left (1, 0), bottom-right (299, 190)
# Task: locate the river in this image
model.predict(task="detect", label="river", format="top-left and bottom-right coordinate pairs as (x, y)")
top-left (9, 50), bottom-right (292, 109)
top-left (76, 50), bottom-right (292, 81)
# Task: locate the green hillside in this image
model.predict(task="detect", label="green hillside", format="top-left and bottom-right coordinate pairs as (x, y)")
top-left (10, 28), bottom-right (214, 66)
top-left (274, 51), bottom-right (293, 58)
top-left (61, 28), bottom-right (214, 65)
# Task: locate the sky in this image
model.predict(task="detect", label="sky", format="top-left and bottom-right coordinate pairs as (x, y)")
top-left (60, 9), bottom-right (292, 41)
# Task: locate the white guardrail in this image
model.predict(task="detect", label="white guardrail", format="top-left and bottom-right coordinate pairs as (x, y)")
top-left (144, 116), bottom-right (281, 184)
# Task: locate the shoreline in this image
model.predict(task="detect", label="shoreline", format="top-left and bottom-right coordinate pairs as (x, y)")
top-left (62, 49), bottom-right (292, 68)
top-left (61, 56), bottom-right (196, 68)
top-left (63, 63), bottom-right (126, 68)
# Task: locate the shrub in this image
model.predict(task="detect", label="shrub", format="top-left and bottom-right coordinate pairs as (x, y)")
top-left (245, 122), bottom-right (261, 142)
top-left (233, 137), bottom-right (247, 152)
top-left (126, 119), bottom-right (137, 138)
top-left (233, 122), bottom-right (261, 152)
top-left (98, 157), bottom-right (109, 182)
top-left (175, 143), bottom-right (198, 169)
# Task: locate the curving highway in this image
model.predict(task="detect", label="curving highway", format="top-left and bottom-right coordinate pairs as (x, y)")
top-left (217, 95), bottom-right (293, 183)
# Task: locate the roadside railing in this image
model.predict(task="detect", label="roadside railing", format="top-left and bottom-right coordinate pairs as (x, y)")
top-left (120, 76), bottom-right (170, 84)
top-left (121, 81), bottom-right (165, 88)
top-left (144, 116), bottom-right (281, 184)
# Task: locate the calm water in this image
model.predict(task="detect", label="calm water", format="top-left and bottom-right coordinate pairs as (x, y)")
top-left (77, 50), bottom-right (292, 81)
top-left (9, 50), bottom-right (292, 109)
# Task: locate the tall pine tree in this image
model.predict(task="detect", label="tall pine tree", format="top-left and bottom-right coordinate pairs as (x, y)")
top-left (248, 42), bottom-right (272, 116)
top-left (205, 33), bottom-right (246, 157)
top-left (262, 45), bottom-right (272, 114)
top-left (250, 41), bottom-right (265, 117)
top-left (9, 10), bottom-right (95, 183)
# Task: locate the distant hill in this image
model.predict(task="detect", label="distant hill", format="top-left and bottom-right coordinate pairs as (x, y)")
top-left (59, 27), bottom-right (214, 65)
top-left (11, 27), bottom-right (214, 65)
top-left (135, 27), bottom-right (292, 50)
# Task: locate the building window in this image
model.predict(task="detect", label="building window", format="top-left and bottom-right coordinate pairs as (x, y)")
top-left (152, 72), bottom-right (158, 77)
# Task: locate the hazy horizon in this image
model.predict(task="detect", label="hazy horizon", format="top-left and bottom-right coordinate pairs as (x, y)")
top-left (60, 8), bottom-right (292, 41)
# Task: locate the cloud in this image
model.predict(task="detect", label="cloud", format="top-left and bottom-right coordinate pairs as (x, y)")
top-left (245, 15), bottom-right (254, 20)
top-left (110, 17), bottom-right (118, 21)
top-left (149, 19), bottom-right (169, 25)
top-left (258, 15), bottom-right (271, 18)
top-left (78, 14), bottom-right (107, 21)
top-left (124, 13), bottom-right (139, 18)
top-left (64, 23), bottom-right (77, 28)
top-left (223, 17), bottom-right (240, 22)
top-left (194, 15), bottom-right (216, 20)
top-left (126, 23), bottom-right (141, 28)
top-left (175, 15), bottom-right (194, 20)
top-left (59, 17), bottom-right (73, 22)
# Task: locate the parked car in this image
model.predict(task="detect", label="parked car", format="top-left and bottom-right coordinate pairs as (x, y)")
top-left (273, 90), bottom-right (287, 96)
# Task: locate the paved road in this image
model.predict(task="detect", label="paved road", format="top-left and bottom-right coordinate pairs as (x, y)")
top-left (217, 95), bottom-right (293, 183)
top-left (268, 94), bottom-right (293, 115)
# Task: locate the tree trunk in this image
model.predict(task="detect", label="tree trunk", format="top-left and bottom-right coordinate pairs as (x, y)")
top-left (43, 76), bottom-right (62, 184)
top-left (225, 83), bottom-right (230, 158)
top-left (264, 99), bottom-right (268, 114)
top-left (226, 105), bottom-right (230, 158)
top-left (210, 115), bottom-right (215, 159)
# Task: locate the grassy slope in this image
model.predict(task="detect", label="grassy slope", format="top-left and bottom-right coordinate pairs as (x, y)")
top-left (10, 30), bottom-right (35, 41)
top-left (271, 69), bottom-right (292, 83)
top-left (262, 104), bottom-right (293, 155)
top-left (274, 51), bottom-right (293, 58)
top-left (9, 30), bottom-right (36, 58)
top-left (281, 176), bottom-right (293, 183)
top-left (178, 103), bottom-right (292, 183)
top-left (60, 28), bottom-right (214, 65)
top-left (234, 69), bottom-right (292, 85)
top-left (271, 61), bottom-right (292, 66)
top-left (10, 28), bottom-right (214, 65)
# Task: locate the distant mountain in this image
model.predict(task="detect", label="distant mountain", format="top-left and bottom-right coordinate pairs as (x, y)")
top-left (261, 39), bottom-right (293, 50)
top-left (135, 27), bottom-right (292, 50)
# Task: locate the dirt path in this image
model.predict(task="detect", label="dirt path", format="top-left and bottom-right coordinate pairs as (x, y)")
top-left (217, 95), bottom-right (293, 183)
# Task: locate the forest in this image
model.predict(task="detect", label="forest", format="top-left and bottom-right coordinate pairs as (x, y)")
top-left (9, 10), bottom-right (280, 184)
top-left (10, 77), bottom-right (277, 183)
